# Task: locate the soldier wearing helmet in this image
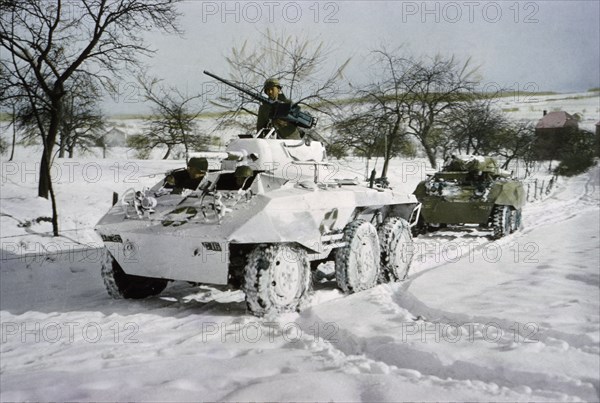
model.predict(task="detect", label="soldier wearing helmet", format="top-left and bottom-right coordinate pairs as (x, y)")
top-left (256, 78), bottom-right (301, 140)
top-left (234, 165), bottom-right (254, 189)
top-left (164, 157), bottom-right (208, 193)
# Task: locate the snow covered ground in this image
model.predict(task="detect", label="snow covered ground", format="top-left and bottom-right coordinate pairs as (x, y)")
top-left (1, 92), bottom-right (599, 402)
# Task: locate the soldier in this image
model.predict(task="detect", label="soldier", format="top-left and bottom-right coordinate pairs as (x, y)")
top-left (256, 78), bottom-right (301, 140)
top-left (234, 165), bottom-right (254, 190)
top-left (164, 157), bottom-right (208, 193)
top-left (444, 155), bottom-right (467, 172)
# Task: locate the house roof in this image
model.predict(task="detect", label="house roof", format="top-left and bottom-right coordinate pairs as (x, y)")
top-left (536, 111), bottom-right (579, 129)
top-left (105, 127), bottom-right (126, 135)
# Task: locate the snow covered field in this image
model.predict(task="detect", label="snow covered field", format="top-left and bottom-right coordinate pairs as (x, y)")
top-left (1, 92), bottom-right (599, 402)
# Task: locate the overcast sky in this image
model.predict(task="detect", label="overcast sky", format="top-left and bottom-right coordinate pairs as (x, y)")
top-left (107, 0), bottom-right (600, 114)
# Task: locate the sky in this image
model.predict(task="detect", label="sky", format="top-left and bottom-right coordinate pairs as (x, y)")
top-left (105, 0), bottom-right (600, 115)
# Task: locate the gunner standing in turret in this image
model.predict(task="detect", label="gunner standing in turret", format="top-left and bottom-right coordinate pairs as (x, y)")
top-left (256, 78), bottom-right (301, 140)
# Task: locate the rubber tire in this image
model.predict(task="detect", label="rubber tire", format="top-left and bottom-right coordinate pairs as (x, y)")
top-left (243, 244), bottom-right (312, 316)
top-left (335, 220), bottom-right (381, 294)
top-left (510, 209), bottom-right (522, 233)
top-left (378, 217), bottom-right (414, 282)
top-left (491, 205), bottom-right (511, 239)
top-left (101, 249), bottom-right (168, 299)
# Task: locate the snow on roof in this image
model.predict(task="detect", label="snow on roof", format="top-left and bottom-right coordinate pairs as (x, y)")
top-left (535, 111), bottom-right (579, 129)
top-left (104, 126), bottom-right (126, 135)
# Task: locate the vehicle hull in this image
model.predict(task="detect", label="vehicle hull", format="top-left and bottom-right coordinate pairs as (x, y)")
top-left (96, 172), bottom-right (418, 284)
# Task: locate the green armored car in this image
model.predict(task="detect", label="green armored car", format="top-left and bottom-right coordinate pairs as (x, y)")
top-left (413, 155), bottom-right (525, 238)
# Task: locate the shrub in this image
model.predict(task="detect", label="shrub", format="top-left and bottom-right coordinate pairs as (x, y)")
top-left (553, 129), bottom-right (596, 176)
top-left (554, 155), bottom-right (595, 176)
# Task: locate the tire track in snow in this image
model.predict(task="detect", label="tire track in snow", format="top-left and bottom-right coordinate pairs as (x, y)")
top-left (297, 286), bottom-right (598, 402)
top-left (521, 165), bottom-right (599, 233)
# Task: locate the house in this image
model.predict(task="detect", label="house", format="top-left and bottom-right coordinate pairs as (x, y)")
top-left (100, 127), bottom-right (128, 147)
top-left (534, 110), bottom-right (579, 160)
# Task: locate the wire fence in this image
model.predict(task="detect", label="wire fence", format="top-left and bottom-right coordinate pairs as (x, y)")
top-left (522, 175), bottom-right (558, 202)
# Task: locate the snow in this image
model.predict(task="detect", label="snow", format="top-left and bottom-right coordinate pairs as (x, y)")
top-left (1, 93), bottom-right (599, 402)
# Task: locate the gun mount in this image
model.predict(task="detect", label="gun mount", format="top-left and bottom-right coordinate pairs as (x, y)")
top-left (203, 70), bottom-right (317, 130)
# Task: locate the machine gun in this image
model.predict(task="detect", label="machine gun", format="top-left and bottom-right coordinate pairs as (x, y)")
top-left (203, 70), bottom-right (317, 130)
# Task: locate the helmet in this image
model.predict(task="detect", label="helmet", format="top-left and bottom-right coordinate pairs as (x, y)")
top-left (234, 165), bottom-right (254, 178)
top-left (263, 78), bottom-right (282, 93)
top-left (188, 157), bottom-right (208, 172)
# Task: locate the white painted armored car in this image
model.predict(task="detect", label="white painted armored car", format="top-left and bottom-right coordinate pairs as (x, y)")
top-left (95, 130), bottom-right (420, 316)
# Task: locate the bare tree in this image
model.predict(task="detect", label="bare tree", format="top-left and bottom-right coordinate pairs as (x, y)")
top-left (358, 49), bottom-right (478, 172)
top-left (350, 48), bottom-right (419, 179)
top-left (4, 103), bottom-right (19, 161)
top-left (217, 28), bottom-right (350, 131)
top-left (335, 48), bottom-right (477, 176)
top-left (0, 0), bottom-right (181, 235)
top-left (494, 121), bottom-right (536, 169)
top-left (1, 60), bottom-right (24, 161)
top-left (59, 90), bottom-right (106, 158)
top-left (127, 76), bottom-right (207, 160)
top-left (405, 55), bottom-right (479, 169)
top-left (334, 114), bottom-right (383, 157)
top-left (332, 100), bottom-right (415, 178)
top-left (445, 98), bottom-right (507, 155)
top-left (15, 75), bottom-right (106, 158)
top-left (332, 106), bottom-right (385, 176)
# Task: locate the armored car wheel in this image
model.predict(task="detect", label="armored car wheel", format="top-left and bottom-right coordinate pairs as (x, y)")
top-left (243, 244), bottom-right (312, 316)
top-left (378, 217), bottom-right (414, 282)
top-left (335, 220), bottom-right (380, 293)
top-left (510, 209), bottom-right (522, 233)
top-left (101, 249), bottom-right (168, 299)
top-left (491, 205), bottom-right (511, 239)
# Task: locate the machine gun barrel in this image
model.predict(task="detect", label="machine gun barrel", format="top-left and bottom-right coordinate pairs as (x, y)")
top-left (203, 70), bottom-right (317, 129)
top-left (203, 70), bottom-right (272, 106)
